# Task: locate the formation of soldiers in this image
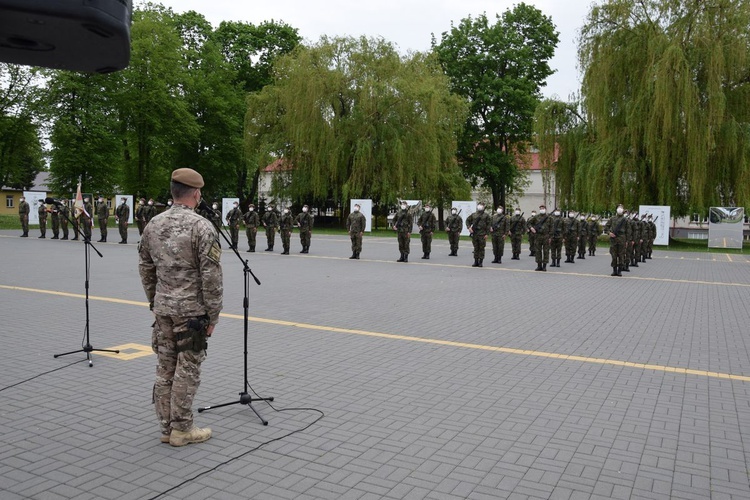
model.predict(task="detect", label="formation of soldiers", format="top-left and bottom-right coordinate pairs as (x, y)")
top-left (18, 196), bottom-right (659, 277)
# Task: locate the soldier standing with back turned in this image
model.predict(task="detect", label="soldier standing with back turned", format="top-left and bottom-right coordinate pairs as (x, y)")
top-left (445, 207), bottom-right (463, 256)
top-left (466, 202), bottom-right (491, 267)
top-left (417, 203), bottom-right (436, 259)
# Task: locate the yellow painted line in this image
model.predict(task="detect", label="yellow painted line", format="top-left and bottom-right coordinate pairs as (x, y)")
top-left (727, 254), bottom-right (733, 263)
top-left (2, 284), bottom-right (750, 381)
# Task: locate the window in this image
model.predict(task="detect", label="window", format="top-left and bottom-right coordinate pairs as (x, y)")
top-left (6, 195), bottom-right (13, 208)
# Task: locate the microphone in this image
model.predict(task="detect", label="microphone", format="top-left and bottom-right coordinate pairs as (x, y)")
top-left (197, 199), bottom-right (213, 213)
top-left (44, 197), bottom-right (65, 206)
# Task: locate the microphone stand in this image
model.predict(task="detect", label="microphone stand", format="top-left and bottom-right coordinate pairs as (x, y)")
top-left (53, 202), bottom-right (119, 367)
top-left (197, 206), bottom-right (273, 425)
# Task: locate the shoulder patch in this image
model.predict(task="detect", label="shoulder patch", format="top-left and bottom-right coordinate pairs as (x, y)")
top-left (207, 240), bottom-right (222, 264)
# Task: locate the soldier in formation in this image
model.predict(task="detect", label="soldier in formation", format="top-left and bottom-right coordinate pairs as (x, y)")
top-left (417, 203), bottom-right (436, 259)
top-left (18, 195), bottom-right (30, 237)
top-left (96, 196), bottom-right (109, 242)
top-left (37, 199), bottom-right (48, 238)
top-left (530, 205), bottom-right (551, 271)
top-left (346, 203), bottom-right (366, 259)
top-left (136, 198), bottom-right (147, 235)
top-left (225, 201), bottom-right (242, 250)
top-left (490, 206), bottom-right (509, 264)
top-left (59, 199), bottom-right (70, 240)
top-left (115, 197), bottom-right (130, 244)
top-left (526, 209), bottom-right (538, 257)
top-left (262, 204), bottom-right (278, 252)
top-left (562, 211), bottom-right (578, 264)
top-left (576, 213), bottom-right (587, 259)
top-left (143, 198), bottom-right (157, 227)
top-left (466, 202), bottom-right (491, 267)
top-left (445, 207), bottom-right (463, 256)
top-left (80, 196), bottom-right (94, 241)
top-left (243, 204), bottom-right (260, 252)
top-left (50, 202), bottom-right (60, 239)
top-left (279, 207), bottom-right (294, 255)
top-left (549, 209), bottom-right (564, 267)
top-left (509, 208), bottom-right (525, 260)
top-left (296, 204), bottom-right (313, 254)
top-left (604, 204), bottom-right (629, 276)
top-left (392, 202), bottom-right (413, 262)
top-left (587, 215), bottom-right (601, 256)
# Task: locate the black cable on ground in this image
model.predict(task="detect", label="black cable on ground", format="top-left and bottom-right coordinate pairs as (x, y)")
top-left (0, 358), bottom-right (85, 393)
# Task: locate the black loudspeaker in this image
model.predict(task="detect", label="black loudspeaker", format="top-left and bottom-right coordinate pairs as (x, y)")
top-left (0, 0), bottom-right (132, 73)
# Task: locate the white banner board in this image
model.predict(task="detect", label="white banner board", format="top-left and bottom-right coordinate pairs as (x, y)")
top-left (221, 198), bottom-right (239, 226)
top-left (24, 191), bottom-right (47, 224)
top-left (350, 199), bottom-right (373, 232)
top-left (639, 205), bottom-right (670, 246)
top-left (708, 207), bottom-right (744, 249)
top-left (114, 195), bottom-right (134, 224)
top-left (452, 201), bottom-right (477, 237)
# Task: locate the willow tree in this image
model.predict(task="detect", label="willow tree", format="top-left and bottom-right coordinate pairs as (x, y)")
top-left (578, 0), bottom-right (750, 214)
top-left (245, 36), bottom-right (470, 207)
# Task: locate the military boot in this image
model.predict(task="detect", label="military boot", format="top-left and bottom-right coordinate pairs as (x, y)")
top-left (622, 265), bottom-right (630, 272)
top-left (397, 253), bottom-right (405, 262)
top-left (169, 426), bottom-right (212, 447)
top-left (535, 263), bottom-right (543, 271)
top-left (425, 253), bottom-right (430, 259)
top-left (422, 253), bottom-right (428, 259)
top-left (403, 254), bottom-right (408, 262)
top-left (611, 267), bottom-right (618, 277)
top-left (61, 236), bottom-right (68, 240)
top-left (631, 259), bottom-right (638, 267)
top-left (497, 256), bottom-right (502, 264)
top-left (478, 259), bottom-right (483, 267)
top-left (542, 263), bottom-right (547, 271)
top-left (349, 253), bottom-right (357, 259)
top-left (355, 252), bottom-right (360, 259)
top-left (616, 267), bottom-right (622, 277)
top-left (491, 257), bottom-right (499, 263)
top-left (472, 259), bottom-right (480, 267)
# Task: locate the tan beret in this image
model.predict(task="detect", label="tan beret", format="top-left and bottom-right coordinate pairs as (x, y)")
top-left (171, 168), bottom-right (204, 188)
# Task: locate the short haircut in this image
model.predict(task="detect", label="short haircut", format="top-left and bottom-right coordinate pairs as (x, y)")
top-left (171, 180), bottom-right (196, 199)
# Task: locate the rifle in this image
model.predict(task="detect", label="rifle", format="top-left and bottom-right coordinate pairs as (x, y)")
top-left (611, 215), bottom-right (628, 237)
top-left (510, 212), bottom-right (524, 233)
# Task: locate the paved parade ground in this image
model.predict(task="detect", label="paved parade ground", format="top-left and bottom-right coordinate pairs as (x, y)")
top-left (1, 229), bottom-right (750, 499)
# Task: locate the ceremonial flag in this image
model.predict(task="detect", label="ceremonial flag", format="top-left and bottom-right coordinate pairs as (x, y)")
top-left (74, 181), bottom-right (90, 219)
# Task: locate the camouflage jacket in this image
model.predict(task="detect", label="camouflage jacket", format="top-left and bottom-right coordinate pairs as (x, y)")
top-left (532, 214), bottom-right (552, 237)
top-left (115, 202), bottom-right (130, 221)
top-left (143, 205), bottom-right (156, 222)
top-left (347, 211), bottom-right (366, 233)
top-left (587, 219), bottom-right (601, 237)
top-left (491, 213), bottom-right (509, 235)
top-left (551, 215), bottom-right (565, 238)
top-left (138, 205), bottom-right (223, 325)
top-left (226, 207), bottom-right (242, 226)
top-left (280, 212), bottom-right (294, 231)
top-left (18, 201), bottom-right (30, 217)
top-left (296, 211), bottom-right (313, 231)
top-left (38, 204), bottom-right (48, 221)
top-left (96, 202), bottom-right (109, 220)
top-left (262, 210), bottom-right (278, 228)
top-left (466, 210), bottom-right (492, 237)
top-left (604, 214), bottom-right (629, 241)
top-left (417, 211), bottom-right (436, 233)
top-left (392, 208), bottom-right (413, 233)
top-left (243, 210), bottom-right (260, 228)
top-left (509, 214), bottom-right (525, 235)
top-left (562, 217), bottom-right (578, 238)
top-left (445, 214), bottom-right (463, 233)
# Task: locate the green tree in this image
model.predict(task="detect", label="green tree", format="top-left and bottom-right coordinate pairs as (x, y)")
top-left (577, 0), bottom-right (750, 214)
top-left (245, 36), bottom-right (469, 208)
top-left (433, 3), bottom-right (559, 208)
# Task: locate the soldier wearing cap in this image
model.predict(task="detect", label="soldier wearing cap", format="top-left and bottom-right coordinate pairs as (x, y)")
top-left (135, 198), bottom-right (147, 235)
top-left (445, 207), bottom-right (463, 256)
top-left (115, 197), bottom-right (130, 244)
top-left (347, 203), bottom-right (367, 259)
top-left (576, 212), bottom-right (588, 259)
top-left (279, 207), bottom-right (294, 255)
top-left (81, 196), bottom-right (93, 241)
top-left (18, 195), bottom-right (30, 237)
top-left (490, 206), bottom-right (509, 264)
top-left (526, 210), bottom-right (538, 257)
top-left (59, 199), bottom-right (70, 240)
top-left (243, 203), bottom-right (260, 252)
top-left (37, 199), bottom-right (48, 238)
top-left (587, 215), bottom-right (601, 256)
top-left (50, 201), bottom-right (60, 239)
top-left (96, 196), bottom-right (110, 243)
top-left (509, 208), bottom-right (525, 260)
top-left (143, 198), bottom-right (157, 226)
top-left (604, 204), bottom-right (628, 276)
top-left (262, 203), bottom-right (279, 251)
top-left (466, 202), bottom-right (492, 267)
top-left (417, 203), bottom-right (436, 259)
top-left (139, 167), bottom-right (223, 447)
top-left (295, 204), bottom-right (313, 254)
top-left (529, 205), bottom-right (552, 271)
top-left (225, 201), bottom-right (242, 250)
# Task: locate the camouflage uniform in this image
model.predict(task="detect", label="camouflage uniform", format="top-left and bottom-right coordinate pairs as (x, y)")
top-left (18, 198), bottom-right (30, 237)
top-left (139, 204), bottom-right (223, 438)
top-left (346, 209), bottom-right (367, 259)
top-left (262, 207), bottom-right (278, 251)
top-left (562, 214), bottom-right (578, 263)
top-left (225, 205), bottom-right (242, 249)
top-left (295, 208), bottom-right (313, 253)
top-left (37, 202), bottom-right (48, 238)
top-left (466, 207), bottom-right (492, 267)
top-left (490, 210), bottom-right (509, 264)
top-left (587, 218), bottom-right (601, 256)
top-left (135, 200), bottom-right (146, 235)
top-left (143, 201), bottom-right (157, 227)
top-left (509, 211), bottom-right (525, 260)
top-left (577, 216), bottom-right (588, 259)
top-left (629, 217), bottom-right (641, 267)
top-left (526, 212), bottom-right (538, 256)
top-left (96, 200), bottom-right (110, 242)
top-left (647, 217), bottom-right (656, 258)
top-left (549, 213), bottom-right (564, 266)
top-left (279, 209), bottom-right (294, 254)
top-left (392, 207), bottom-right (413, 262)
top-left (81, 201), bottom-right (93, 241)
top-left (445, 210), bottom-right (463, 256)
top-left (50, 204), bottom-right (60, 239)
top-left (60, 203), bottom-right (70, 239)
top-left (417, 208), bottom-right (437, 259)
top-left (604, 209), bottom-right (629, 276)
top-left (115, 200), bottom-right (130, 244)
top-left (243, 207), bottom-right (260, 252)
top-left (531, 212), bottom-right (552, 270)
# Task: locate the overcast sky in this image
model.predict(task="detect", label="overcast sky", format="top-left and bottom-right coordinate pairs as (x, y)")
top-left (151, 0), bottom-right (595, 100)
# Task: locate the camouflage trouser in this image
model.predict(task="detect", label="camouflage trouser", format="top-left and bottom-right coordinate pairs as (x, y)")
top-left (528, 232), bottom-right (537, 255)
top-left (98, 218), bottom-right (107, 240)
top-left (281, 229), bottom-right (291, 252)
top-left (510, 233), bottom-right (523, 255)
top-left (647, 239), bottom-right (654, 256)
top-left (420, 232), bottom-right (432, 254)
top-left (588, 235), bottom-right (598, 252)
top-left (550, 236), bottom-right (563, 260)
top-left (534, 236), bottom-right (550, 264)
top-left (265, 227), bottom-right (276, 249)
top-left (472, 234), bottom-right (487, 260)
top-left (20, 215), bottom-right (29, 235)
top-left (564, 236), bottom-right (576, 257)
top-left (448, 230), bottom-right (460, 253)
top-left (609, 237), bottom-right (626, 268)
top-left (229, 224), bottom-right (240, 247)
top-left (39, 218), bottom-right (46, 237)
top-left (153, 315), bottom-right (207, 435)
top-left (491, 234), bottom-right (505, 258)
top-left (398, 232), bottom-right (410, 255)
top-left (577, 236), bottom-right (587, 255)
top-left (119, 221), bottom-right (128, 242)
top-left (82, 217), bottom-right (91, 240)
top-left (52, 216), bottom-right (60, 237)
top-left (246, 227), bottom-right (257, 250)
top-left (61, 218), bottom-right (68, 238)
top-left (299, 229), bottom-right (311, 250)
top-left (350, 232), bottom-right (363, 254)
top-left (137, 219), bottom-right (144, 235)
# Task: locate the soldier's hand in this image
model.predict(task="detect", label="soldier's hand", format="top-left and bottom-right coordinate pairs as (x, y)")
top-left (609, 232), bottom-right (616, 238)
top-left (207, 324), bottom-right (215, 337)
